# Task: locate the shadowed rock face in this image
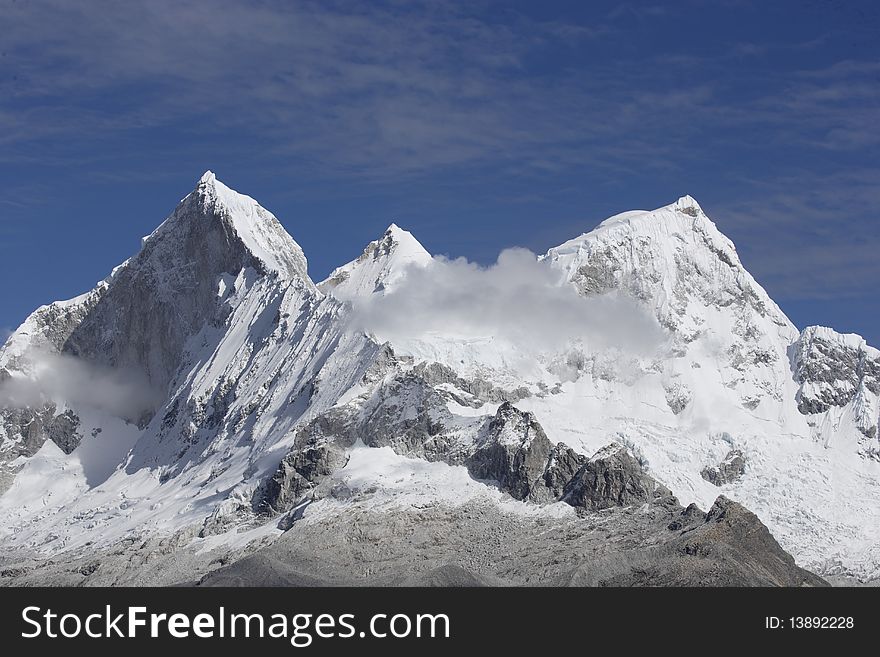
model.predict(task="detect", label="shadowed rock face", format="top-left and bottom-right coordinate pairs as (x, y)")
top-left (467, 402), bottom-right (556, 502)
top-left (1, 405), bottom-right (82, 459)
top-left (254, 442), bottom-right (350, 516)
top-left (792, 326), bottom-right (880, 440)
top-left (542, 444), bottom-right (589, 500)
top-left (562, 445), bottom-right (673, 511)
top-left (253, 413), bottom-right (354, 516)
top-left (63, 196), bottom-right (261, 393)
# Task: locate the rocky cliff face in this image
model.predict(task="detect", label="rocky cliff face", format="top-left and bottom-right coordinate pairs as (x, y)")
top-left (793, 326), bottom-right (880, 449)
top-left (64, 171), bottom-right (314, 392)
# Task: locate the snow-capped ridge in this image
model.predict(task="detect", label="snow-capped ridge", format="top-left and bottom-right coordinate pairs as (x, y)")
top-left (319, 222), bottom-right (432, 301)
top-left (593, 195), bottom-right (713, 235)
top-left (799, 325), bottom-right (878, 355)
top-left (544, 195), bottom-right (794, 333)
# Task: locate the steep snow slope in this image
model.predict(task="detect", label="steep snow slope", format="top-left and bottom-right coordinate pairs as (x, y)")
top-left (0, 178), bottom-right (878, 581)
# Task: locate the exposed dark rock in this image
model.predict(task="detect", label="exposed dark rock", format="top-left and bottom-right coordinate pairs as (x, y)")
top-left (660, 496), bottom-right (828, 587)
top-left (360, 372), bottom-right (460, 460)
top-left (562, 445), bottom-right (673, 511)
top-left (466, 402), bottom-right (555, 502)
top-left (412, 361), bottom-right (530, 406)
top-left (701, 449), bottom-right (746, 486)
top-left (62, 178), bottom-right (309, 395)
top-left (253, 430), bottom-right (350, 515)
top-left (277, 500), bottom-right (313, 531)
top-left (792, 327), bottom-right (880, 438)
top-left (542, 443), bottom-right (588, 499)
top-left (0, 404), bottom-right (82, 457)
top-left (668, 503), bottom-right (707, 531)
top-left (46, 409), bottom-right (82, 454)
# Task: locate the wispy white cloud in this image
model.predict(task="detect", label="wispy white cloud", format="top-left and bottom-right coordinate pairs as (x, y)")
top-left (350, 248), bottom-right (664, 354)
top-left (713, 168), bottom-right (880, 301)
top-left (0, 349), bottom-right (162, 421)
top-left (1, 1), bottom-right (875, 179)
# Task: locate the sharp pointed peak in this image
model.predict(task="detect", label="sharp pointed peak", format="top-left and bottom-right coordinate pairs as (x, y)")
top-left (382, 222), bottom-right (418, 243)
top-left (674, 194), bottom-right (703, 213)
top-left (191, 170), bottom-right (249, 209)
top-left (151, 172), bottom-right (315, 286)
top-left (377, 223), bottom-right (430, 259)
top-left (317, 222), bottom-right (432, 299)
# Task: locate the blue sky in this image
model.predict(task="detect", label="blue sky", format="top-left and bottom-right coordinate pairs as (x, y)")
top-left (1, 0), bottom-right (878, 343)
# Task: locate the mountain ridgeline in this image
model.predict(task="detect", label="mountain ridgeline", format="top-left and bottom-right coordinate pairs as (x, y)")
top-left (0, 173), bottom-right (877, 586)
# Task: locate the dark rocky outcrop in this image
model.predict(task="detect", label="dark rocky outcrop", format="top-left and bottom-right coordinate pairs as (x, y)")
top-left (359, 373), bottom-right (456, 458)
top-left (792, 326), bottom-right (880, 439)
top-left (254, 442), bottom-right (349, 515)
top-left (412, 361), bottom-right (530, 407)
top-left (255, 400), bottom-right (677, 519)
top-left (701, 449), bottom-right (746, 486)
top-left (562, 444), bottom-right (674, 511)
top-left (466, 402), bottom-right (555, 502)
top-left (542, 443), bottom-right (588, 499)
top-left (1, 404), bottom-right (82, 457)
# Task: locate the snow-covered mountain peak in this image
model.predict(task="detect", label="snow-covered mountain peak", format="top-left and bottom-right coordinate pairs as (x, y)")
top-left (163, 172), bottom-right (313, 284)
top-left (675, 193), bottom-right (703, 212)
top-left (593, 194), bottom-right (718, 240)
top-left (319, 223), bottom-right (432, 301)
top-left (546, 197), bottom-right (793, 336)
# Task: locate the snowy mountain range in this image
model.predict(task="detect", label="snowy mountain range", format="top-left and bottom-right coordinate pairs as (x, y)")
top-left (1, 172), bottom-right (877, 585)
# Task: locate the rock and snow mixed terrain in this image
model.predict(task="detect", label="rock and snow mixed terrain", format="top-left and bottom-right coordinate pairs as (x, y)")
top-left (0, 173), bottom-right (877, 585)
